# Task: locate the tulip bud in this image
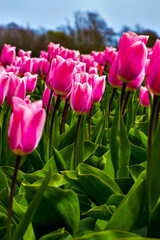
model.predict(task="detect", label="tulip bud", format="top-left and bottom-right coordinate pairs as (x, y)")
top-left (89, 74), bottom-right (106, 103)
top-left (24, 72), bottom-right (38, 92)
top-left (46, 55), bottom-right (75, 95)
top-left (70, 82), bottom-right (92, 115)
top-left (1, 44), bottom-right (16, 66)
top-left (126, 69), bottom-right (145, 92)
top-left (8, 97), bottom-right (46, 156)
top-left (20, 56), bottom-right (32, 74)
top-left (140, 86), bottom-right (153, 107)
top-left (47, 42), bottom-right (60, 62)
top-left (39, 58), bottom-right (50, 76)
top-left (116, 32), bottom-right (148, 82)
top-left (0, 71), bottom-right (10, 105)
top-left (19, 49), bottom-right (32, 58)
top-left (108, 57), bottom-right (123, 88)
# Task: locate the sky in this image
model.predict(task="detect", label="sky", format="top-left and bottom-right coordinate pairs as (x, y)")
top-left (1, 0), bottom-right (160, 35)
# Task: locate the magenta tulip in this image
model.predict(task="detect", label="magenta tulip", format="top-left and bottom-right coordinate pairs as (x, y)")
top-left (39, 58), bottom-right (50, 76)
top-left (126, 69), bottom-right (145, 92)
top-left (40, 51), bottom-right (48, 59)
top-left (91, 51), bottom-right (105, 65)
top-left (116, 31), bottom-right (148, 82)
top-left (46, 55), bottom-right (75, 95)
top-left (80, 54), bottom-right (98, 71)
top-left (32, 58), bottom-right (42, 74)
top-left (88, 67), bottom-right (98, 75)
top-left (47, 42), bottom-right (60, 62)
top-left (74, 72), bottom-right (90, 84)
top-left (8, 97), bottom-right (46, 156)
top-left (108, 57), bottom-right (123, 88)
top-left (20, 56), bottom-right (32, 74)
top-left (103, 46), bottom-right (117, 66)
top-left (6, 74), bottom-right (26, 104)
top-left (146, 40), bottom-right (160, 95)
top-left (70, 82), bottom-right (92, 115)
top-left (1, 44), bottom-right (16, 66)
top-left (19, 49), bottom-right (31, 58)
top-left (140, 86), bottom-right (153, 107)
top-left (24, 72), bottom-right (38, 92)
top-left (89, 74), bottom-right (106, 103)
top-left (0, 71), bottom-right (10, 105)
top-left (6, 65), bottom-right (20, 75)
top-left (42, 86), bottom-right (53, 111)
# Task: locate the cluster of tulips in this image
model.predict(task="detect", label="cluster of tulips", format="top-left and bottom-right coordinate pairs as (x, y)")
top-left (1, 30), bottom-right (160, 239)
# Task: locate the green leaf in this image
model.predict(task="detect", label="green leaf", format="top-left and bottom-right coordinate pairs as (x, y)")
top-left (147, 119), bottom-right (160, 212)
top-left (23, 185), bottom-right (80, 237)
top-left (52, 112), bottom-right (60, 149)
top-left (26, 149), bottom-right (44, 170)
top-left (126, 93), bottom-right (135, 133)
top-left (82, 204), bottom-right (115, 220)
top-left (128, 163), bottom-right (146, 182)
top-left (58, 123), bottom-right (77, 150)
top-left (39, 228), bottom-right (71, 240)
top-left (104, 171), bottom-right (146, 231)
top-left (92, 114), bottom-right (106, 143)
top-left (52, 147), bottom-right (70, 171)
top-left (130, 143), bottom-right (147, 164)
top-left (12, 168), bottom-right (51, 240)
top-left (129, 128), bottom-right (147, 149)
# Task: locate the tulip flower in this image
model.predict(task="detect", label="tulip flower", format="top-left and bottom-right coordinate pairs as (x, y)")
top-left (39, 58), bottom-right (50, 76)
top-left (13, 56), bottom-right (22, 68)
top-left (40, 50), bottom-right (48, 59)
top-left (80, 54), bottom-right (98, 71)
top-left (32, 58), bottom-right (42, 74)
top-left (0, 71), bottom-right (10, 105)
top-left (103, 46), bottom-right (117, 66)
top-left (6, 74), bottom-right (26, 104)
top-left (46, 55), bottom-right (75, 96)
top-left (108, 56), bottom-right (123, 88)
top-left (6, 65), bottom-right (20, 75)
top-left (91, 51), bottom-right (105, 65)
top-left (88, 67), bottom-right (98, 75)
top-left (126, 69), bottom-right (145, 92)
top-left (89, 74), bottom-right (106, 103)
top-left (47, 42), bottom-right (60, 62)
top-left (59, 47), bottom-right (80, 61)
top-left (20, 56), bottom-right (32, 74)
top-left (42, 86), bottom-right (53, 111)
top-left (19, 49), bottom-right (32, 58)
top-left (1, 44), bottom-right (16, 66)
top-left (70, 82), bottom-right (92, 115)
top-left (74, 72), bottom-right (90, 84)
top-left (116, 31), bottom-right (148, 82)
top-left (140, 86), bottom-right (152, 107)
top-left (8, 97), bottom-right (46, 156)
top-left (146, 40), bottom-right (160, 95)
top-left (24, 72), bottom-right (38, 92)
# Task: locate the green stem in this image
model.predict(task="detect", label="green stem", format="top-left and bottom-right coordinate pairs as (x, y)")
top-left (155, 100), bottom-right (160, 130)
top-left (88, 105), bottom-right (92, 141)
top-left (7, 155), bottom-right (21, 240)
top-left (108, 88), bottom-right (117, 127)
top-left (143, 107), bottom-right (146, 122)
top-left (120, 82), bottom-right (127, 112)
top-left (49, 95), bottom-right (61, 158)
top-left (60, 98), bottom-right (70, 134)
top-left (122, 91), bottom-right (130, 115)
top-left (45, 90), bottom-right (53, 138)
top-left (147, 95), bottom-right (159, 216)
top-left (74, 115), bottom-right (82, 169)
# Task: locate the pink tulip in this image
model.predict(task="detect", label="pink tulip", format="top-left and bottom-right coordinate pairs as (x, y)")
top-left (74, 72), bottom-right (90, 84)
top-left (88, 67), bottom-right (98, 75)
top-left (116, 31), bottom-right (148, 82)
top-left (89, 74), bottom-right (106, 103)
top-left (13, 56), bottom-right (22, 68)
top-left (103, 47), bottom-right (117, 66)
top-left (91, 51), bottom-right (105, 65)
top-left (24, 95), bottom-right (31, 104)
top-left (47, 42), bottom-right (60, 62)
top-left (80, 54), bottom-right (98, 71)
top-left (70, 82), bottom-right (92, 115)
top-left (6, 65), bottom-right (20, 75)
top-left (74, 62), bottom-right (86, 73)
top-left (42, 86), bottom-right (53, 111)
top-left (1, 44), bottom-right (16, 66)
top-left (40, 51), bottom-right (48, 59)
top-left (39, 58), bottom-right (50, 76)
top-left (59, 47), bottom-right (80, 61)
top-left (0, 71), bottom-right (10, 105)
top-left (6, 74), bottom-right (26, 104)
top-left (140, 86), bottom-right (153, 107)
top-left (32, 58), bottom-right (42, 74)
top-left (24, 72), bottom-right (38, 92)
top-left (8, 97), bottom-right (46, 156)
top-left (46, 55), bottom-right (75, 95)
top-left (126, 69), bottom-right (145, 92)
top-left (19, 49), bottom-right (32, 58)
top-left (108, 57), bottom-right (123, 88)
top-left (146, 40), bottom-right (160, 95)
top-left (20, 56), bottom-right (32, 74)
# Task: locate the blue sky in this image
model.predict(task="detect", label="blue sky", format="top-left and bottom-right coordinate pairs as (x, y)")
top-left (1, 0), bottom-right (160, 35)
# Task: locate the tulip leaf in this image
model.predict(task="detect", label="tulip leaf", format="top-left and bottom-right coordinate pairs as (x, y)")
top-left (26, 149), bottom-right (44, 170)
top-left (52, 147), bottom-right (70, 171)
top-left (104, 170), bottom-right (146, 231)
top-left (12, 168), bottom-right (51, 240)
top-left (39, 228), bottom-right (72, 240)
top-left (58, 123), bottom-right (77, 150)
top-left (130, 143), bottom-right (147, 164)
top-left (23, 184), bottom-right (80, 238)
top-left (82, 204), bottom-right (115, 220)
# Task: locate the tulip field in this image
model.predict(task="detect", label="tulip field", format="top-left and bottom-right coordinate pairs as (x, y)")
top-left (1, 31), bottom-right (160, 240)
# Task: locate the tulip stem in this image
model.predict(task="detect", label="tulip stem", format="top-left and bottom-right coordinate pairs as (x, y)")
top-left (120, 82), bottom-right (127, 111)
top-left (88, 105), bottom-right (92, 141)
top-left (7, 155), bottom-right (21, 240)
top-left (49, 95), bottom-right (61, 158)
top-left (60, 98), bottom-right (70, 134)
top-left (45, 90), bottom-right (53, 138)
top-left (122, 91), bottom-right (130, 115)
top-left (155, 100), bottom-right (160, 129)
top-left (143, 107), bottom-right (146, 122)
top-left (147, 95), bottom-right (159, 216)
top-left (74, 115), bottom-right (82, 169)
top-left (108, 88), bottom-right (116, 127)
